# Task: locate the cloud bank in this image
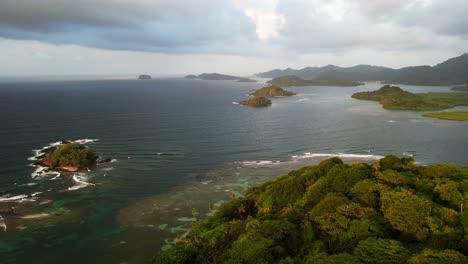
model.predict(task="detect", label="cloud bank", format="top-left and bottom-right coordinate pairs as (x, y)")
top-left (0, 0), bottom-right (467, 75)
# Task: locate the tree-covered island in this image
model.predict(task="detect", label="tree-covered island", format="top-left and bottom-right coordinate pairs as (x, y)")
top-left (41, 143), bottom-right (98, 172)
top-left (239, 97), bottom-right (272, 107)
top-left (251, 84), bottom-right (296, 97)
top-left (152, 155), bottom-right (468, 263)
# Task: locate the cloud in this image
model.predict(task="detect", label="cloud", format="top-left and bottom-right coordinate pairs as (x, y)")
top-left (0, 0), bottom-right (467, 76)
top-left (0, 0), bottom-right (257, 53)
top-left (273, 0), bottom-right (468, 54)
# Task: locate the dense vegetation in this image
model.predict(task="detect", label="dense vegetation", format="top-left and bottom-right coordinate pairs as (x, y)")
top-left (352, 85), bottom-right (468, 110)
top-left (422, 111), bottom-right (468, 121)
top-left (452, 85), bottom-right (468, 92)
top-left (267, 75), bottom-right (363, 87)
top-left (152, 156), bottom-right (467, 264)
top-left (251, 84), bottom-right (296, 97)
top-left (240, 97), bottom-right (272, 107)
top-left (258, 53), bottom-right (468, 86)
top-left (42, 143), bottom-right (97, 169)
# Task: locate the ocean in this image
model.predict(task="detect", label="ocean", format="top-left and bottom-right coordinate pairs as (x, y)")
top-left (0, 78), bottom-right (467, 263)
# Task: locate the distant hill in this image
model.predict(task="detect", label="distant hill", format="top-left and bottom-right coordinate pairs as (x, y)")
top-left (257, 53), bottom-right (468, 86)
top-left (267, 75), bottom-right (363, 87)
top-left (185, 73), bottom-right (256, 82)
top-left (257, 65), bottom-right (390, 79)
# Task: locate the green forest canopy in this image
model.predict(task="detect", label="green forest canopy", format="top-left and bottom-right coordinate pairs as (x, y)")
top-left (352, 85), bottom-right (468, 110)
top-left (152, 156), bottom-right (467, 264)
top-left (43, 143), bottom-right (96, 168)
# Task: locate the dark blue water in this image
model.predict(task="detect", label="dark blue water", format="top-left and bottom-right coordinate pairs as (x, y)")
top-left (0, 78), bottom-right (467, 263)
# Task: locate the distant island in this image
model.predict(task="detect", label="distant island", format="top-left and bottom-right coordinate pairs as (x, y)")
top-left (239, 96), bottom-right (271, 107)
top-left (152, 156), bottom-right (467, 264)
top-left (351, 85), bottom-right (468, 110)
top-left (422, 111), bottom-right (468, 121)
top-left (267, 75), bottom-right (363, 87)
top-left (257, 53), bottom-right (468, 86)
top-left (138, 74), bottom-right (152, 80)
top-left (251, 84), bottom-right (296, 97)
top-left (237, 77), bottom-right (257, 82)
top-left (41, 143), bottom-right (97, 172)
top-left (185, 73), bottom-right (257, 82)
top-left (452, 85), bottom-right (468, 91)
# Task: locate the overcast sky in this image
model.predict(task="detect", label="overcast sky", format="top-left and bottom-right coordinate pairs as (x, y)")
top-left (0, 0), bottom-right (467, 76)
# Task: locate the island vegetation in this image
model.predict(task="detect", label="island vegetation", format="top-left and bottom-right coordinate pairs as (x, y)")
top-left (452, 85), bottom-right (468, 92)
top-left (41, 143), bottom-right (97, 172)
top-left (185, 73), bottom-right (256, 82)
top-left (352, 85), bottom-right (468, 110)
top-left (152, 155), bottom-right (468, 263)
top-left (251, 84), bottom-right (296, 97)
top-left (239, 97), bottom-right (272, 107)
top-left (138, 74), bottom-right (152, 80)
top-left (267, 75), bottom-right (363, 87)
top-left (422, 111), bottom-right (468, 121)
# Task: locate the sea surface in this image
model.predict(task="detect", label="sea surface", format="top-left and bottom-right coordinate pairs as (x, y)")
top-left (0, 78), bottom-right (467, 263)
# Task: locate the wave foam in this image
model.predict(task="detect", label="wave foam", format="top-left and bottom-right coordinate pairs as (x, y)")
top-left (292, 152), bottom-right (385, 160)
top-left (31, 166), bottom-right (61, 179)
top-left (68, 173), bottom-right (95, 191)
top-left (238, 160), bottom-right (282, 166)
top-left (0, 194), bottom-right (28, 202)
top-left (295, 98), bottom-right (309, 103)
top-left (73, 138), bottom-right (99, 144)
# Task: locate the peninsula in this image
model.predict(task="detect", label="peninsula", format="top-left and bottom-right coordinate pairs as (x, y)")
top-left (267, 75), bottom-right (363, 87)
top-left (452, 85), bottom-right (468, 92)
top-left (250, 84), bottom-right (296, 97)
top-left (185, 73), bottom-right (257, 82)
top-left (153, 156), bottom-right (467, 264)
top-left (351, 85), bottom-right (468, 110)
top-left (421, 111), bottom-right (468, 121)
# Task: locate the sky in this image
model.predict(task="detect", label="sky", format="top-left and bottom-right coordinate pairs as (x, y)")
top-left (0, 0), bottom-right (467, 76)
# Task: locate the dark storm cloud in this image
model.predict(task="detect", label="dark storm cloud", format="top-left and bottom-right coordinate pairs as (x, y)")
top-left (0, 0), bottom-right (466, 55)
top-left (0, 0), bottom-right (256, 52)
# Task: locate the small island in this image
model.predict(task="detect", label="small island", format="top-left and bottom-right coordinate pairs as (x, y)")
top-left (41, 143), bottom-right (98, 172)
top-left (251, 84), bottom-right (296, 97)
top-left (452, 85), bottom-right (468, 92)
top-left (268, 75), bottom-right (363, 87)
top-left (421, 111), bottom-right (468, 121)
top-left (138, 74), bottom-right (152, 80)
top-left (239, 96), bottom-right (271, 107)
top-left (185, 73), bottom-right (257, 82)
top-left (351, 85), bottom-right (468, 110)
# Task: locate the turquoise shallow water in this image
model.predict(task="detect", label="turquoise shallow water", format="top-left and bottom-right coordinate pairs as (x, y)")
top-left (0, 78), bottom-right (467, 263)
